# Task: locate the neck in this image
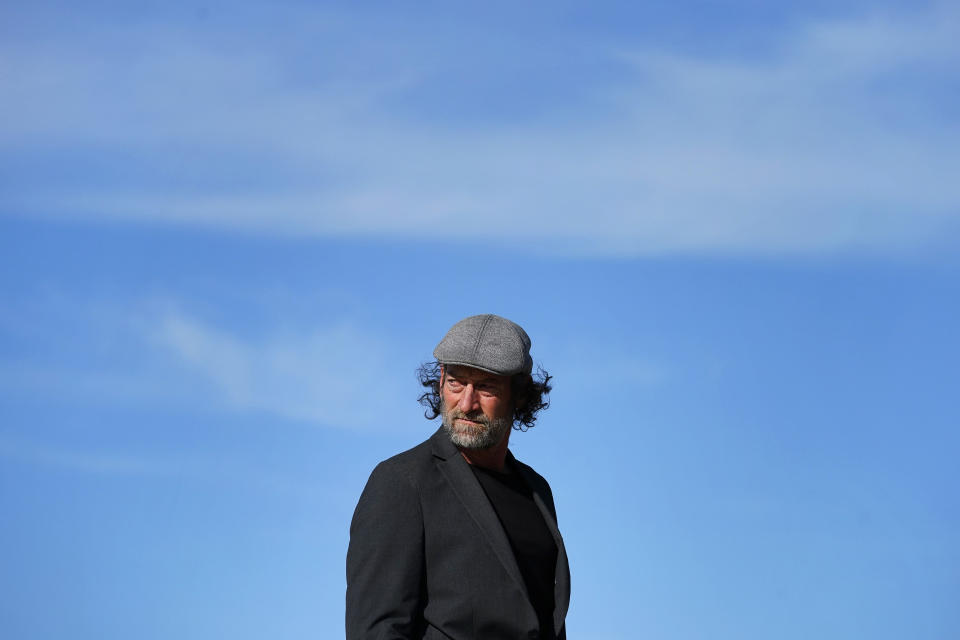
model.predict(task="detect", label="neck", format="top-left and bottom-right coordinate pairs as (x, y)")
top-left (459, 430), bottom-right (511, 471)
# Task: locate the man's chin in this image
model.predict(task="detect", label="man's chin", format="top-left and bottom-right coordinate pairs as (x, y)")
top-left (445, 423), bottom-right (493, 450)
top-left (443, 417), bottom-right (512, 451)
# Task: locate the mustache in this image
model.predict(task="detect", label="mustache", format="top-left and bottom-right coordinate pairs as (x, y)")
top-left (446, 408), bottom-right (490, 425)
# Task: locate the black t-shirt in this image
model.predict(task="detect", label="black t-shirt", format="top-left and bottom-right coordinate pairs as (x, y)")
top-left (472, 461), bottom-right (558, 639)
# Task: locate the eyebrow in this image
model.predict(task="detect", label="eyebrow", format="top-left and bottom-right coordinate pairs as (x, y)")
top-left (446, 369), bottom-right (501, 385)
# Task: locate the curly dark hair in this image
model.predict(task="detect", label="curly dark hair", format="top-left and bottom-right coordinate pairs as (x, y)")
top-left (417, 361), bottom-right (552, 430)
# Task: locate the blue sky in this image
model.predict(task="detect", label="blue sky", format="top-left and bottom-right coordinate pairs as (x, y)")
top-left (1, 1), bottom-right (958, 639)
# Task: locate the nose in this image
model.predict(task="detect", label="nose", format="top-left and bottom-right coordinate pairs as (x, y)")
top-left (457, 383), bottom-right (479, 413)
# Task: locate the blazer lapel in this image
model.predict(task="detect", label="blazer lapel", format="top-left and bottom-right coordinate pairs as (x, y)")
top-left (513, 454), bottom-right (571, 638)
top-left (429, 428), bottom-right (530, 600)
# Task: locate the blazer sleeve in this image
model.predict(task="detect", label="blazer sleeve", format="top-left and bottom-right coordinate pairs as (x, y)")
top-left (346, 460), bottom-right (426, 640)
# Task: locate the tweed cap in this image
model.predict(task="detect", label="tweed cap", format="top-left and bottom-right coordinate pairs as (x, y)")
top-left (433, 314), bottom-right (533, 376)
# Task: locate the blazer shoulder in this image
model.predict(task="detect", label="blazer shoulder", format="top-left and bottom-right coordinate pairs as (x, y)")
top-left (350, 437), bottom-right (434, 537)
top-left (367, 433), bottom-right (436, 485)
top-left (510, 456), bottom-right (551, 488)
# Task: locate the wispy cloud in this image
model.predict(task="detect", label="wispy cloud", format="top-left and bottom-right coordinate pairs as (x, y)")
top-left (0, 292), bottom-right (406, 430)
top-left (150, 310), bottom-right (403, 428)
top-left (2, 4), bottom-right (957, 255)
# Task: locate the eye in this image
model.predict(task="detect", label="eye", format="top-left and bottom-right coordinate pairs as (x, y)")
top-left (446, 378), bottom-right (463, 391)
top-left (476, 384), bottom-right (500, 397)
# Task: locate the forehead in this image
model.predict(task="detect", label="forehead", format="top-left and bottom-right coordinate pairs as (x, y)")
top-left (444, 365), bottom-right (510, 386)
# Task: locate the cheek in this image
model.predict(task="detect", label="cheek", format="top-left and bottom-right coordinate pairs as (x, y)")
top-left (440, 389), bottom-right (456, 410)
top-left (484, 398), bottom-right (512, 418)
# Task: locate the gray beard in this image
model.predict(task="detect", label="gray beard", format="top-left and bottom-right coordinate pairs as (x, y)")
top-left (441, 401), bottom-right (513, 450)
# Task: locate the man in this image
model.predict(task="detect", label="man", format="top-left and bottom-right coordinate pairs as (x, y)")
top-left (346, 314), bottom-right (570, 640)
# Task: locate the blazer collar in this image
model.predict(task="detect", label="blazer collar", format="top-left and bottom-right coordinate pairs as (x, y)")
top-left (428, 425), bottom-right (460, 460)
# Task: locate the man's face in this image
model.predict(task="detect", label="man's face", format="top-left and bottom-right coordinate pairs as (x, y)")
top-left (440, 365), bottom-right (513, 450)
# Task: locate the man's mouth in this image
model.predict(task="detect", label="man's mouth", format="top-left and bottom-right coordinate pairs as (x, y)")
top-left (453, 414), bottom-right (486, 428)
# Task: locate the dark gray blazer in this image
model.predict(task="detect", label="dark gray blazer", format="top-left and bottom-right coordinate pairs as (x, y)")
top-left (346, 427), bottom-right (571, 640)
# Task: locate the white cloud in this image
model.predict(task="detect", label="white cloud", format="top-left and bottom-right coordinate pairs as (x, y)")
top-left (151, 310), bottom-right (404, 429)
top-left (0, 292), bottom-right (408, 430)
top-left (1, 5), bottom-right (958, 256)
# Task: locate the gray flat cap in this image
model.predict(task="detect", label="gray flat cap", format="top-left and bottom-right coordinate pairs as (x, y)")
top-left (433, 314), bottom-right (533, 376)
